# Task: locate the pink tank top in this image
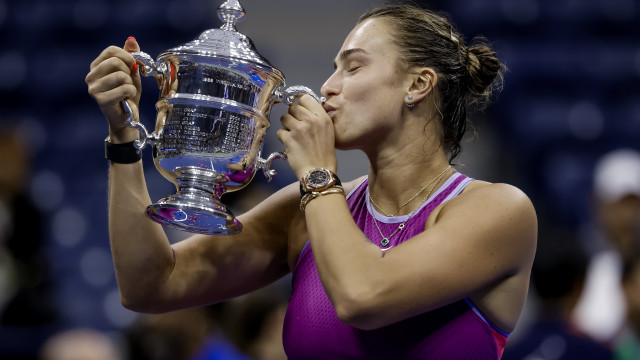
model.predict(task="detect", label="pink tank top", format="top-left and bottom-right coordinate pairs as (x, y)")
top-left (283, 172), bottom-right (509, 359)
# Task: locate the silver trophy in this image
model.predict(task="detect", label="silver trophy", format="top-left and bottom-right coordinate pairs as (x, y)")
top-left (122, 0), bottom-right (319, 235)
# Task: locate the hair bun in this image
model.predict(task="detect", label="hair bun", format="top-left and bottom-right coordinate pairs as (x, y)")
top-left (465, 39), bottom-right (505, 106)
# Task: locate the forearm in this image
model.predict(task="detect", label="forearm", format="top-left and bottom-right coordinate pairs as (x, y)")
top-left (108, 161), bottom-right (175, 311)
top-left (304, 195), bottom-right (382, 319)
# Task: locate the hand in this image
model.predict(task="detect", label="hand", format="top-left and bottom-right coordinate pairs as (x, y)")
top-left (277, 94), bottom-right (338, 180)
top-left (85, 37), bottom-right (142, 143)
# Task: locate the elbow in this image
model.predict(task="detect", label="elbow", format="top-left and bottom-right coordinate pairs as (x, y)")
top-left (332, 289), bottom-right (384, 330)
top-left (120, 292), bottom-right (166, 314)
top-left (120, 294), bottom-right (149, 313)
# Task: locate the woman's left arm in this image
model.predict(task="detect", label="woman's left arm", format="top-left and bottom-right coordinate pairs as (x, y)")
top-left (278, 95), bottom-right (537, 330)
top-left (303, 182), bottom-right (537, 330)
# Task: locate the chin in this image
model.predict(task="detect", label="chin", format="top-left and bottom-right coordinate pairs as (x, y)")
top-left (334, 137), bottom-right (360, 151)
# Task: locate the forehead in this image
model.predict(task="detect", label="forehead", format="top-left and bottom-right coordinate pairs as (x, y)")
top-left (337, 18), bottom-right (398, 60)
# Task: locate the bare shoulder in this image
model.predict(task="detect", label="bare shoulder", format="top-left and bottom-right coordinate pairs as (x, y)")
top-left (462, 180), bottom-right (535, 210)
top-left (435, 178), bottom-right (535, 215)
top-left (431, 179), bottom-right (537, 266)
top-left (454, 180), bottom-right (536, 233)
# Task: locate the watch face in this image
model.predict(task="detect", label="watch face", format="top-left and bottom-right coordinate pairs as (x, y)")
top-left (309, 170), bottom-right (329, 187)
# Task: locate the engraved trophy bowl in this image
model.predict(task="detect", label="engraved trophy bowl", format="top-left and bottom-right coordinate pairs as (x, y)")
top-left (122, 0), bottom-right (319, 235)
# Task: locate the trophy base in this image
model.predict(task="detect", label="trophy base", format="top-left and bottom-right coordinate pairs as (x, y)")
top-left (146, 192), bottom-right (242, 235)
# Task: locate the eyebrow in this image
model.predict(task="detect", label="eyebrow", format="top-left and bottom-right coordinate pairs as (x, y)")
top-left (333, 48), bottom-right (368, 68)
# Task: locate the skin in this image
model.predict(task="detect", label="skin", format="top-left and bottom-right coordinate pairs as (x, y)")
top-left (85, 18), bottom-right (537, 333)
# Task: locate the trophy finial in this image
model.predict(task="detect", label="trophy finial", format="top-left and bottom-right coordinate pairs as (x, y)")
top-left (217, 0), bottom-right (246, 31)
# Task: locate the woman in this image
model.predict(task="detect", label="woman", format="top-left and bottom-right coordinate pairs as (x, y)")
top-left (86, 4), bottom-right (537, 359)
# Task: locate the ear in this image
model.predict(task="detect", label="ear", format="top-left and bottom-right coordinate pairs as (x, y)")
top-left (405, 68), bottom-right (437, 105)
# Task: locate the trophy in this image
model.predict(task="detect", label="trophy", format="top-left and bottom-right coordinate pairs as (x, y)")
top-left (122, 0), bottom-right (319, 235)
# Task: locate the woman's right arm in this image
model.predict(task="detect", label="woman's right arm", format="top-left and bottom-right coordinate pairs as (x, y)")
top-left (86, 38), bottom-right (299, 313)
top-left (108, 162), bottom-right (298, 313)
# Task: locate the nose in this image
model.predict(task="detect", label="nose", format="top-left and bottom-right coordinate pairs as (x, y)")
top-left (321, 71), bottom-right (340, 99)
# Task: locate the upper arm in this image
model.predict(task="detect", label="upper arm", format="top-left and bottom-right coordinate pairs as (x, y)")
top-left (343, 183), bottom-right (537, 328)
top-left (153, 182), bottom-right (304, 311)
top-left (428, 182), bottom-right (538, 276)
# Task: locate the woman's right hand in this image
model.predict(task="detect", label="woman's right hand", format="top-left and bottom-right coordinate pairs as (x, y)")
top-left (85, 37), bottom-right (142, 143)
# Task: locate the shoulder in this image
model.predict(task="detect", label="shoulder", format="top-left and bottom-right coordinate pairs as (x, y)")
top-left (460, 180), bottom-right (536, 233)
top-left (435, 179), bottom-right (536, 220)
top-left (462, 180), bottom-right (535, 209)
top-left (434, 179), bottom-right (537, 263)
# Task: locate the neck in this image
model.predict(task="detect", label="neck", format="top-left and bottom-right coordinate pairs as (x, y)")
top-left (363, 104), bottom-right (453, 215)
top-left (367, 147), bottom-right (452, 216)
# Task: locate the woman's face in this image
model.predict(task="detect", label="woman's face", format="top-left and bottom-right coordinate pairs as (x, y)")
top-left (321, 18), bottom-right (411, 150)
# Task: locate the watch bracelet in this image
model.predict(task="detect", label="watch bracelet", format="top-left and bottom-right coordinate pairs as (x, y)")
top-left (299, 169), bottom-right (342, 197)
top-left (299, 185), bottom-right (345, 213)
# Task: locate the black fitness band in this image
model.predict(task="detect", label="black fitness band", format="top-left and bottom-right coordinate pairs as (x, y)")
top-left (104, 137), bottom-right (142, 164)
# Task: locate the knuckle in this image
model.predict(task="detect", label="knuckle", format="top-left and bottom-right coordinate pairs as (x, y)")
top-left (114, 70), bottom-right (131, 84)
top-left (105, 56), bottom-right (125, 71)
top-left (105, 45), bottom-right (122, 55)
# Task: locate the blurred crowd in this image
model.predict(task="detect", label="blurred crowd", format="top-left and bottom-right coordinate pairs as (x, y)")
top-left (503, 148), bottom-right (640, 360)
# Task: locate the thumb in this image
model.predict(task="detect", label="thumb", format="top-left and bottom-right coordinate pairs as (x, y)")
top-left (124, 36), bottom-right (141, 53)
top-left (123, 36), bottom-right (142, 104)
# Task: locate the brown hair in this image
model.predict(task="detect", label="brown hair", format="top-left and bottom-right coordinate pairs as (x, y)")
top-left (359, 4), bottom-right (505, 162)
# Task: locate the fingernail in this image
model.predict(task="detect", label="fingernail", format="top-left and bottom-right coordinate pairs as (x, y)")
top-left (131, 62), bottom-right (138, 72)
top-left (127, 36), bottom-right (136, 42)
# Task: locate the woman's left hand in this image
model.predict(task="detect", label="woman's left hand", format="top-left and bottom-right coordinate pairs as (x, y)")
top-left (277, 94), bottom-right (338, 180)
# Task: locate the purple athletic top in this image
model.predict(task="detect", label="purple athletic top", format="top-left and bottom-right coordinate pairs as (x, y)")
top-left (282, 172), bottom-right (509, 359)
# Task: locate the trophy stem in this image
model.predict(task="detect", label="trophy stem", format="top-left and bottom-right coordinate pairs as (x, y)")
top-left (145, 170), bottom-right (242, 235)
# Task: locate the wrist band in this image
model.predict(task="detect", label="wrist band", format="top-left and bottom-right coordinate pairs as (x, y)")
top-left (105, 136), bottom-right (142, 164)
top-left (299, 186), bottom-right (345, 213)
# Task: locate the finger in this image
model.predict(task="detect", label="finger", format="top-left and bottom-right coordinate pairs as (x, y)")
top-left (90, 46), bottom-right (135, 71)
top-left (287, 102), bottom-right (316, 122)
top-left (123, 36), bottom-right (142, 74)
top-left (86, 59), bottom-right (134, 92)
top-left (280, 113), bottom-right (299, 131)
top-left (95, 86), bottom-right (138, 107)
top-left (276, 128), bottom-right (290, 147)
top-left (89, 72), bottom-right (137, 99)
top-left (122, 37), bottom-right (144, 103)
top-left (299, 94), bottom-right (327, 117)
top-left (124, 36), bottom-right (141, 53)
top-left (87, 56), bottom-right (134, 87)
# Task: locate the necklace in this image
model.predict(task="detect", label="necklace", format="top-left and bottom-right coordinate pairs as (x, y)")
top-left (370, 166), bottom-right (452, 248)
top-left (369, 165), bottom-right (452, 217)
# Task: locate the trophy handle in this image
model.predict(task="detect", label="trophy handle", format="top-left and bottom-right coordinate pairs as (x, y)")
top-left (257, 151), bottom-right (287, 181)
top-left (118, 50), bottom-right (165, 150)
top-left (264, 85), bottom-right (323, 181)
top-left (130, 51), bottom-right (168, 78)
top-left (272, 85), bottom-right (321, 105)
top-left (121, 100), bottom-right (159, 150)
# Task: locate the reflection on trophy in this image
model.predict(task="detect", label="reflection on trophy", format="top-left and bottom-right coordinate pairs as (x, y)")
top-left (122, 0), bottom-right (319, 235)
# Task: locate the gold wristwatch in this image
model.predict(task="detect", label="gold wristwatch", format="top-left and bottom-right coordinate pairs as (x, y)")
top-left (299, 168), bottom-right (342, 196)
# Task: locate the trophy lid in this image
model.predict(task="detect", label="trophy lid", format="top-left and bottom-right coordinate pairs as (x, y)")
top-left (163, 0), bottom-right (279, 73)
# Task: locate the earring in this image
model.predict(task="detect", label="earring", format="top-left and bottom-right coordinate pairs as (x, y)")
top-left (405, 95), bottom-right (415, 109)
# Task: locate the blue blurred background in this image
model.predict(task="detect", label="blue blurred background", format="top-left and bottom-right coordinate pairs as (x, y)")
top-left (0, 0), bottom-right (639, 358)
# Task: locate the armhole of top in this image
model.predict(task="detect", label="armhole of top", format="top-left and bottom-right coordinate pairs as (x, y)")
top-left (464, 298), bottom-right (510, 338)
